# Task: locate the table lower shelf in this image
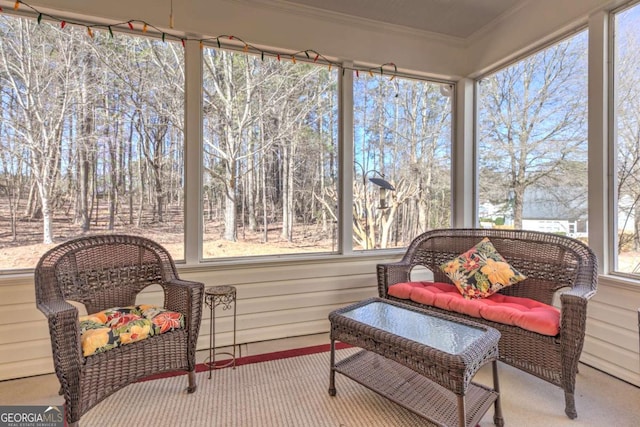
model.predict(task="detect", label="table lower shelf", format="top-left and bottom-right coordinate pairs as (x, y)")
top-left (332, 350), bottom-right (500, 427)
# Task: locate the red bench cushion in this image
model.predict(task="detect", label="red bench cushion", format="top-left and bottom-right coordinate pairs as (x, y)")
top-left (388, 281), bottom-right (560, 336)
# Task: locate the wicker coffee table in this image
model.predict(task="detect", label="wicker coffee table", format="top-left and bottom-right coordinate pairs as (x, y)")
top-left (329, 297), bottom-right (503, 427)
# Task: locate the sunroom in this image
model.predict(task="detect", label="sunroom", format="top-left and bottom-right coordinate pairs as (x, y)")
top-left (0, 0), bottom-right (639, 424)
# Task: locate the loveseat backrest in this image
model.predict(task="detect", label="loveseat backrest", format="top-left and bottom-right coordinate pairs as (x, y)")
top-left (35, 234), bottom-right (178, 314)
top-left (404, 228), bottom-right (597, 306)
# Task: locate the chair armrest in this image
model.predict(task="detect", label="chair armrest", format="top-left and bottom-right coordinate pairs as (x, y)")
top-left (377, 262), bottom-right (412, 298)
top-left (560, 283), bottom-right (597, 301)
top-left (163, 278), bottom-right (204, 334)
top-left (163, 278), bottom-right (204, 372)
top-left (36, 299), bottom-right (83, 381)
top-left (558, 285), bottom-right (595, 346)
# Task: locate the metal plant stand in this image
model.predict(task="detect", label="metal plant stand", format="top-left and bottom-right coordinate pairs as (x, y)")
top-left (204, 285), bottom-right (238, 379)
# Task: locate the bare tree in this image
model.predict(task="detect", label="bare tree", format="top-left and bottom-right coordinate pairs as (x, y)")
top-left (73, 47), bottom-right (97, 232)
top-left (0, 19), bottom-right (76, 243)
top-left (353, 75), bottom-right (451, 249)
top-left (203, 52), bottom-right (333, 243)
top-left (203, 51), bottom-right (255, 242)
top-left (0, 91), bottom-right (25, 241)
top-left (478, 33), bottom-right (588, 229)
top-left (615, 16), bottom-right (640, 252)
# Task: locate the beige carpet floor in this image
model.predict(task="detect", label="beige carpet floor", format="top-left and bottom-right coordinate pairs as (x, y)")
top-left (70, 347), bottom-right (640, 427)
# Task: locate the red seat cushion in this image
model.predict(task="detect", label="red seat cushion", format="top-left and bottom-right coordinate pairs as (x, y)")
top-left (388, 281), bottom-right (560, 336)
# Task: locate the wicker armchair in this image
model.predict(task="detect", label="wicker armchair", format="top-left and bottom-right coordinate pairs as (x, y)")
top-left (377, 228), bottom-right (598, 419)
top-left (35, 234), bottom-right (204, 427)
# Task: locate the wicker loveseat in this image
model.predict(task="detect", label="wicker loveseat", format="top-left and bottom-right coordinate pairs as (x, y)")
top-left (377, 228), bottom-right (597, 419)
top-left (35, 234), bottom-right (204, 427)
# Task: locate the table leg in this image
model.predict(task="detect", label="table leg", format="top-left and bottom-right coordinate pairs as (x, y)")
top-left (208, 298), bottom-right (215, 379)
top-left (232, 295), bottom-right (237, 369)
top-left (328, 339), bottom-right (336, 396)
top-left (492, 360), bottom-right (504, 427)
top-left (457, 395), bottom-right (466, 427)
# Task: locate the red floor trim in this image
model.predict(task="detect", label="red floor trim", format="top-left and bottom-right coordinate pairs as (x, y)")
top-left (139, 342), bottom-right (352, 382)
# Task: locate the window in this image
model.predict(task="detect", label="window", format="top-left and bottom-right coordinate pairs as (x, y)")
top-left (477, 31), bottom-right (588, 238)
top-left (201, 49), bottom-right (339, 259)
top-left (353, 73), bottom-right (452, 250)
top-left (0, 14), bottom-right (185, 270)
top-left (613, 3), bottom-right (640, 275)
top-left (0, 10), bottom-right (455, 272)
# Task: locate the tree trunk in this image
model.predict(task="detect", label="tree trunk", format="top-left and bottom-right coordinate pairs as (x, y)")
top-left (39, 186), bottom-right (53, 244)
top-left (78, 130), bottom-right (91, 231)
top-left (77, 54), bottom-right (94, 232)
top-left (224, 158), bottom-right (238, 241)
top-left (128, 124), bottom-right (135, 225)
top-left (262, 150), bottom-right (269, 243)
top-left (108, 126), bottom-right (118, 231)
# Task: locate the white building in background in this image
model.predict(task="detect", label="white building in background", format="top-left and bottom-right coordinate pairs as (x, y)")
top-left (522, 187), bottom-right (588, 238)
top-left (522, 218), bottom-right (576, 235)
top-left (479, 187), bottom-right (588, 238)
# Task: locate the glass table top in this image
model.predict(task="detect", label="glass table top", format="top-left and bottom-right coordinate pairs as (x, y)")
top-left (341, 301), bottom-right (486, 355)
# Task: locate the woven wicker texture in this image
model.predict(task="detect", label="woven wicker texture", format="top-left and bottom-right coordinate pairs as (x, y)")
top-left (376, 228), bottom-right (597, 419)
top-left (335, 351), bottom-right (498, 427)
top-left (34, 234), bottom-right (204, 427)
top-left (329, 298), bottom-right (503, 427)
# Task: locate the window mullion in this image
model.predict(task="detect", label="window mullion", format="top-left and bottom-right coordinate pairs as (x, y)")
top-left (184, 39), bottom-right (203, 265)
top-left (341, 61), bottom-right (355, 255)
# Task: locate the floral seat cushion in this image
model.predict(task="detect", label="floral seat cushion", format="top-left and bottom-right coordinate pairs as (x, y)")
top-left (79, 305), bottom-right (185, 357)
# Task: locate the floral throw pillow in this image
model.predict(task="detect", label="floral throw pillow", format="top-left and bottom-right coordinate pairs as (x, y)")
top-left (79, 305), bottom-right (185, 357)
top-left (440, 237), bottom-right (527, 299)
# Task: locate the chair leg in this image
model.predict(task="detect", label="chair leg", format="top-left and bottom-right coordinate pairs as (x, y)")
top-left (561, 352), bottom-right (579, 419)
top-left (564, 391), bottom-right (577, 419)
top-left (187, 369), bottom-right (197, 393)
top-left (64, 401), bottom-right (80, 427)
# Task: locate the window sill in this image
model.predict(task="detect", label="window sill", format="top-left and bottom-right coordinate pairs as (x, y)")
top-left (176, 249), bottom-right (405, 274)
top-left (598, 274), bottom-right (640, 290)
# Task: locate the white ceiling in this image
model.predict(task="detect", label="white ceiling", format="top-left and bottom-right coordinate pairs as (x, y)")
top-left (263, 0), bottom-right (529, 39)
